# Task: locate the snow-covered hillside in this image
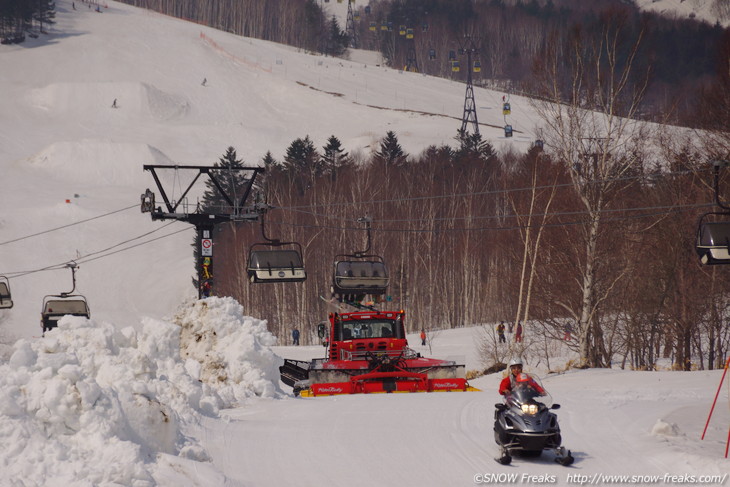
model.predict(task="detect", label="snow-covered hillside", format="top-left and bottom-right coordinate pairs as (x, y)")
top-left (0, 2), bottom-right (729, 486)
top-left (637, 0), bottom-right (730, 27)
top-left (0, 0), bottom-right (537, 341)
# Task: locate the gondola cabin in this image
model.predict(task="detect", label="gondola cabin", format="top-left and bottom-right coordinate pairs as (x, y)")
top-left (333, 260), bottom-right (389, 296)
top-left (399, 25), bottom-right (406, 36)
top-left (0, 277), bottom-right (12, 309)
top-left (41, 296), bottom-right (90, 333)
top-left (364, 5), bottom-right (371, 14)
top-left (369, 21), bottom-right (377, 31)
top-left (504, 124), bottom-right (513, 137)
top-left (473, 61), bottom-right (481, 73)
top-left (696, 221), bottom-right (730, 265)
top-left (451, 60), bottom-right (460, 72)
top-left (503, 102), bottom-right (511, 115)
top-left (406, 28), bottom-right (414, 39)
top-left (248, 249), bottom-right (306, 283)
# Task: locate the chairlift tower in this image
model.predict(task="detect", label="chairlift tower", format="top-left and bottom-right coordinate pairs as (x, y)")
top-left (458, 35), bottom-right (480, 136)
top-left (345, 0), bottom-right (358, 48)
top-left (140, 165), bottom-right (265, 298)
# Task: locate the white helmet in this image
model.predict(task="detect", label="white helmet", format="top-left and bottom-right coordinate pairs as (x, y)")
top-left (508, 357), bottom-right (524, 367)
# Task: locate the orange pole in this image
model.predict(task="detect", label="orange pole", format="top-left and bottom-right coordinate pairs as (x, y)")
top-left (702, 357), bottom-right (730, 441)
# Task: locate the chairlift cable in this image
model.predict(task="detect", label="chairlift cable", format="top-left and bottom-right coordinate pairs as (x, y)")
top-left (281, 201), bottom-right (714, 225)
top-left (272, 202), bottom-right (710, 235)
top-left (277, 168), bottom-right (710, 211)
top-left (0, 204), bottom-right (139, 247)
top-left (1, 222), bottom-right (188, 279)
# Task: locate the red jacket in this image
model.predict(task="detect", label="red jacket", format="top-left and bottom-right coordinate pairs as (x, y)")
top-left (499, 373), bottom-right (545, 396)
top-left (498, 375), bottom-right (514, 395)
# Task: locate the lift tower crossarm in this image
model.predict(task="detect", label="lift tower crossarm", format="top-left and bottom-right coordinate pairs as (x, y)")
top-left (143, 165), bottom-right (264, 220)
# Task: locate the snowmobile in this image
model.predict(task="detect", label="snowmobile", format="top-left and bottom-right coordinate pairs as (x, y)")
top-left (493, 373), bottom-right (574, 466)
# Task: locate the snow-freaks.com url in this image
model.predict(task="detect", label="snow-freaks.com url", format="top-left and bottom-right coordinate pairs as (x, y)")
top-left (566, 473), bottom-right (728, 485)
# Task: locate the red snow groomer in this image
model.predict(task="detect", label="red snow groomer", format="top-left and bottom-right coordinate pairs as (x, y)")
top-left (280, 309), bottom-right (477, 397)
top-left (279, 217), bottom-right (477, 397)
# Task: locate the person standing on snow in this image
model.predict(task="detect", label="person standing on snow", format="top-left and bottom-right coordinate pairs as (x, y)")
top-left (420, 329), bottom-right (427, 346)
top-left (292, 328), bottom-right (300, 346)
top-left (515, 322), bottom-right (523, 343)
top-left (497, 322), bottom-right (506, 343)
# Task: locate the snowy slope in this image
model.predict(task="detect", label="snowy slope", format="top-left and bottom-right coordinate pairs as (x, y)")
top-left (0, 0), bottom-right (536, 341)
top-left (636, 0), bottom-right (730, 27)
top-left (0, 2), bottom-right (729, 486)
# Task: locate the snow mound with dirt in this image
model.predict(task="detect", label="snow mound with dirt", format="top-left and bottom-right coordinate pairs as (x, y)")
top-left (175, 296), bottom-right (283, 405)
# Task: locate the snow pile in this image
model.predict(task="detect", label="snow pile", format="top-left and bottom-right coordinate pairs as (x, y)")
top-left (175, 296), bottom-right (282, 405)
top-left (0, 297), bottom-right (282, 486)
top-left (651, 418), bottom-right (683, 437)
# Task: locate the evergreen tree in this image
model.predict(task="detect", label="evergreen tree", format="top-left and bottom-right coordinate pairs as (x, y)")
top-left (326, 16), bottom-right (348, 56)
top-left (261, 150), bottom-right (280, 171)
top-left (34, 0), bottom-right (55, 33)
top-left (375, 131), bottom-right (408, 167)
top-left (283, 136), bottom-right (321, 195)
top-left (321, 135), bottom-right (351, 180)
top-left (454, 129), bottom-right (497, 163)
top-left (200, 146), bottom-right (250, 214)
top-left (255, 150), bottom-right (280, 198)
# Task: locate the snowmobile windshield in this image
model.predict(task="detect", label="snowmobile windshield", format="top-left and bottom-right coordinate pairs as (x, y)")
top-left (509, 374), bottom-right (553, 408)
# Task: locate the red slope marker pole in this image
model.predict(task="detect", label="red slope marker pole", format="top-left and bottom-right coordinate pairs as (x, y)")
top-left (701, 357), bottom-right (730, 443)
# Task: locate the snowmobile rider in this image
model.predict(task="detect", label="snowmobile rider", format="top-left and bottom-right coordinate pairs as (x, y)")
top-left (498, 357), bottom-right (545, 396)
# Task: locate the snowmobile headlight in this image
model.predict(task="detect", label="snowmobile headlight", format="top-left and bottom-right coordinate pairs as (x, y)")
top-left (521, 404), bottom-right (539, 415)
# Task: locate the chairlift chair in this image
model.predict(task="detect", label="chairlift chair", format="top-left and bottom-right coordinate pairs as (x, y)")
top-left (332, 255), bottom-right (389, 296)
top-left (0, 276), bottom-right (13, 309)
top-left (248, 244), bottom-right (307, 283)
top-left (41, 295), bottom-right (90, 333)
top-left (696, 216), bottom-right (730, 265)
top-left (246, 213), bottom-right (306, 283)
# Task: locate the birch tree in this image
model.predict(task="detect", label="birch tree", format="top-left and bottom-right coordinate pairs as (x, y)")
top-left (529, 10), bottom-right (651, 366)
